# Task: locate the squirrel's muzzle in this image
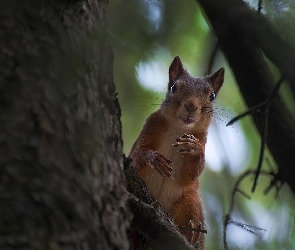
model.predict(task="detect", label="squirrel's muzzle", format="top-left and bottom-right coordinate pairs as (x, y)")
top-left (184, 101), bottom-right (198, 112)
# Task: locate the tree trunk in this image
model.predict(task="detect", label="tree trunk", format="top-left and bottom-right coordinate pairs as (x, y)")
top-left (0, 1), bottom-right (129, 249)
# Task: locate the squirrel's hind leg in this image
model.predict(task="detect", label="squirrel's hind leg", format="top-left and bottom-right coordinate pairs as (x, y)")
top-left (172, 192), bottom-right (206, 249)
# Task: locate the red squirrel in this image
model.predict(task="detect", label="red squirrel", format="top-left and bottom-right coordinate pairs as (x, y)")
top-left (129, 56), bottom-right (224, 248)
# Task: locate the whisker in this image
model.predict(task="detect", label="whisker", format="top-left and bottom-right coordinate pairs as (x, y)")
top-left (119, 94), bottom-right (165, 102)
top-left (162, 100), bottom-right (181, 108)
top-left (123, 103), bottom-right (162, 111)
top-left (201, 105), bottom-right (213, 115)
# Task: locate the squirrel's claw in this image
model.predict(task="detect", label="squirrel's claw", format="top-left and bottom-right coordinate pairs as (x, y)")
top-left (149, 151), bottom-right (173, 177)
top-left (179, 220), bottom-right (206, 246)
top-left (173, 134), bottom-right (201, 154)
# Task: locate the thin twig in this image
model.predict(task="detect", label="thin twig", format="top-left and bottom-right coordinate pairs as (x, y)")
top-left (223, 169), bottom-right (276, 250)
top-left (252, 76), bottom-right (284, 192)
top-left (229, 219), bottom-right (266, 234)
top-left (223, 170), bottom-right (253, 250)
top-left (178, 226), bottom-right (207, 234)
top-left (227, 75), bottom-right (284, 126)
top-left (264, 172), bottom-right (283, 198)
top-left (223, 214), bottom-right (229, 250)
top-left (258, 0), bottom-right (263, 15)
top-left (227, 76), bottom-right (284, 193)
top-left (252, 108), bottom-right (268, 192)
top-left (226, 101), bottom-right (266, 126)
top-left (236, 188), bottom-right (251, 200)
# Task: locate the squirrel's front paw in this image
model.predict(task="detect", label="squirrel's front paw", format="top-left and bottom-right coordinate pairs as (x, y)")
top-left (173, 134), bottom-right (201, 154)
top-left (147, 151), bottom-right (173, 177)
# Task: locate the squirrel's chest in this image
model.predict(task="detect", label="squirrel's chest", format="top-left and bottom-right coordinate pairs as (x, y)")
top-left (158, 130), bottom-right (184, 167)
top-left (142, 130), bottom-right (189, 214)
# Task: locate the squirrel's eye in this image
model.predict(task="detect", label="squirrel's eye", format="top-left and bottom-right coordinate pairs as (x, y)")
top-left (170, 83), bottom-right (177, 93)
top-left (209, 92), bottom-right (215, 102)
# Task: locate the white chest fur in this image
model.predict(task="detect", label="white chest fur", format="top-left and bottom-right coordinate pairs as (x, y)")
top-left (142, 128), bottom-right (191, 214)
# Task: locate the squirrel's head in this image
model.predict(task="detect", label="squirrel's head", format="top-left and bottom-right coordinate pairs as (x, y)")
top-left (162, 56), bottom-right (224, 132)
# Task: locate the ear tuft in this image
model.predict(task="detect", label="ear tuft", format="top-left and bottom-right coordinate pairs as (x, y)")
top-left (169, 56), bottom-right (185, 86)
top-left (208, 67), bottom-right (224, 95)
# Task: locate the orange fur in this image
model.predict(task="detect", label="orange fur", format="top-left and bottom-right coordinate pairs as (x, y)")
top-left (129, 56), bottom-right (224, 248)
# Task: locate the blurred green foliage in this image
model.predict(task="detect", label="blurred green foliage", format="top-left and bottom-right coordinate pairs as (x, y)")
top-left (107, 0), bottom-right (295, 249)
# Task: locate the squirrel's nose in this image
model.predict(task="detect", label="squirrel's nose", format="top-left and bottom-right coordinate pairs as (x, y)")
top-left (185, 102), bottom-right (197, 112)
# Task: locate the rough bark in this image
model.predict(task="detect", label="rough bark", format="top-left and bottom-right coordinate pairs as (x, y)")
top-left (125, 165), bottom-right (196, 250)
top-left (197, 0), bottom-right (295, 194)
top-left (0, 1), bottom-right (129, 249)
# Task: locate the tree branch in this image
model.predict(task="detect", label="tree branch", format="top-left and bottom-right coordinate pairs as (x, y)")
top-left (223, 169), bottom-right (275, 249)
top-left (227, 76), bottom-right (284, 192)
top-left (197, 0), bottom-right (295, 194)
top-left (128, 196), bottom-right (195, 250)
top-left (124, 160), bottom-right (196, 250)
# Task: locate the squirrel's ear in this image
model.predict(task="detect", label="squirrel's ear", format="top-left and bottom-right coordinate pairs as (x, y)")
top-left (169, 56), bottom-right (185, 86)
top-left (208, 67), bottom-right (224, 95)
